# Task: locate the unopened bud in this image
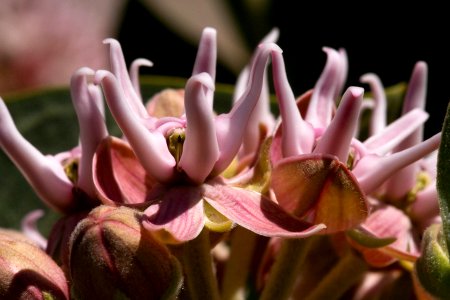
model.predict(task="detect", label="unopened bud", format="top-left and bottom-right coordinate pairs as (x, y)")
top-left (69, 205), bottom-right (182, 299)
top-left (415, 224), bottom-right (450, 298)
top-left (0, 229), bottom-right (69, 299)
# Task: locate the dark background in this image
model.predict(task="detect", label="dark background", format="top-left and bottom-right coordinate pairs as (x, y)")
top-left (118, 1), bottom-right (449, 138)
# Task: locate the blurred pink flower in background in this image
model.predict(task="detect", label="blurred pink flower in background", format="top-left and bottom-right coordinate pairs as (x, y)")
top-left (0, 0), bottom-right (127, 93)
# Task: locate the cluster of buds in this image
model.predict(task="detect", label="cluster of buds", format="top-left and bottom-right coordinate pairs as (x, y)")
top-left (0, 26), bottom-right (447, 299)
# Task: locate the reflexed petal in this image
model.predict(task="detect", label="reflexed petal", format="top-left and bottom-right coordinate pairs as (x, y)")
top-left (143, 185), bottom-right (205, 243)
top-left (271, 154), bottom-right (368, 233)
top-left (356, 205), bottom-right (419, 267)
top-left (203, 180), bottom-right (326, 237)
top-left (93, 137), bottom-right (155, 206)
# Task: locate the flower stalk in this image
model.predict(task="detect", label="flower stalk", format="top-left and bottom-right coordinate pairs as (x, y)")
top-left (181, 228), bottom-right (220, 300)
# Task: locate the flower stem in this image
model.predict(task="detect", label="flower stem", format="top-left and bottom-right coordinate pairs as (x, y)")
top-left (182, 228), bottom-right (220, 300)
top-left (260, 237), bottom-right (315, 300)
top-left (304, 251), bottom-right (367, 300)
top-left (221, 227), bottom-right (257, 300)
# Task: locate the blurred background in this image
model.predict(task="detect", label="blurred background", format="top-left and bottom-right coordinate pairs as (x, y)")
top-left (1, 0), bottom-right (448, 137)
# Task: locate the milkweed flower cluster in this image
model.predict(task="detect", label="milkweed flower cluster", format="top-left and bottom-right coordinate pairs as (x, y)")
top-left (0, 27), bottom-right (445, 299)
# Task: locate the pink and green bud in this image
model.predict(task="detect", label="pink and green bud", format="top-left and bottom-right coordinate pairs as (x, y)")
top-left (69, 205), bottom-right (182, 299)
top-left (0, 229), bottom-right (69, 300)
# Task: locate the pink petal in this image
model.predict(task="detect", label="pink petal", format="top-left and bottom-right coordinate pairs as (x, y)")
top-left (358, 205), bottom-right (419, 267)
top-left (233, 27), bottom-right (279, 104)
top-left (269, 91), bottom-right (313, 164)
top-left (129, 58), bottom-right (153, 99)
top-left (93, 137), bottom-right (155, 206)
top-left (305, 47), bottom-right (342, 128)
top-left (383, 62), bottom-right (428, 199)
top-left (192, 27), bottom-right (217, 81)
top-left (104, 38), bottom-right (149, 119)
top-left (0, 99), bottom-right (74, 212)
top-left (363, 108), bottom-right (428, 155)
top-left (203, 180), bottom-right (326, 237)
top-left (179, 73), bottom-right (219, 184)
top-left (271, 50), bottom-right (314, 156)
top-left (410, 183), bottom-right (439, 224)
top-left (143, 185), bottom-right (205, 242)
top-left (233, 28), bottom-right (278, 158)
top-left (354, 133), bottom-right (441, 195)
top-left (335, 48), bottom-right (348, 99)
top-left (313, 87), bottom-right (364, 162)
top-left (213, 43), bottom-right (280, 175)
top-left (70, 67), bottom-right (108, 198)
top-left (360, 73), bottom-right (387, 135)
top-left (95, 70), bottom-right (176, 183)
top-left (21, 209), bottom-right (47, 249)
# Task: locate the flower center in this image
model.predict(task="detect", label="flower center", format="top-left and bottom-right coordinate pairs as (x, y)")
top-left (63, 158), bottom-right (79, 184)
top-left (167, 128), bottom-right (185, 169)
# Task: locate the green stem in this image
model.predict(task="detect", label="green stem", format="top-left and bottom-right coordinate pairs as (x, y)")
top-left (437, 102), bottom-right (450, 252)
top-left (260, 237), bottom-right (315, 300)
top-left (182, 228), bottom-right (220, 300)
top-left (221, 227), bottom-right (257, 300)
top-left (304, 251), bottom-right (368, 300)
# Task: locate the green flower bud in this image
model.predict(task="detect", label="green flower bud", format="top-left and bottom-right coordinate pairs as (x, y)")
top-left (69, 205), bottom-right (182, 299)
top-left (415, 224), bottom-right (450, 298)
top-left (0, 229), bottom-right (69, 300)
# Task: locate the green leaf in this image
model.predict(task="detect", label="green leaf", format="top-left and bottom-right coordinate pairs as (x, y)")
top-left (437, 102), bottom-right (450, 249)
top-left (0, 76), bottom-right (236, 234)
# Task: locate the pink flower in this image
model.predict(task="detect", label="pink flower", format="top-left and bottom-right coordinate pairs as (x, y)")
top-left (0, 0), bottom-right (126, 93)
top-left (93, 28), bottom-right (325, 242)
top-left (0, 68), bottom-right (107, 212)
top-left (268, 46), bottom-right (441, 238)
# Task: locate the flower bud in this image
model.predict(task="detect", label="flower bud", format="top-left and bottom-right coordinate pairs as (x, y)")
top-left (69, 205), bottom-right (182, 299)
top-left (415, 224), bottom-right (450, 298)
top-left (0, 229), bottom-right (69, 300)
